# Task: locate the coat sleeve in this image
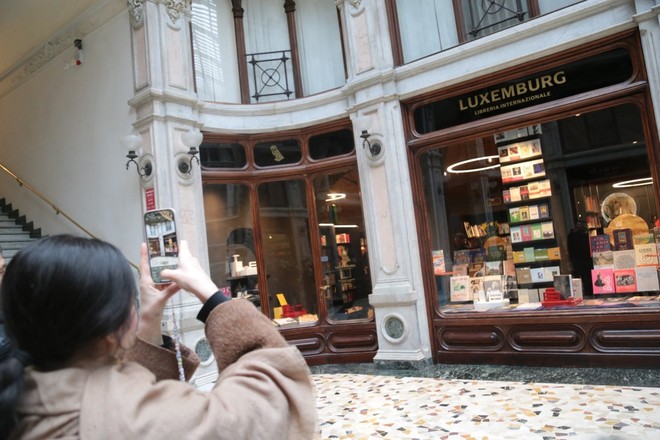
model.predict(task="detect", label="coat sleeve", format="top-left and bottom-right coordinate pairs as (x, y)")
top-left (80, 299), bottom-right (318, 440)
top-left (123, 337), bottom-right (200, 381)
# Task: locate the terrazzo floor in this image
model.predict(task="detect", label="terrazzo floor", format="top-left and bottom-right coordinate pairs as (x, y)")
top-left (311, 373), bottom-right (659, 439)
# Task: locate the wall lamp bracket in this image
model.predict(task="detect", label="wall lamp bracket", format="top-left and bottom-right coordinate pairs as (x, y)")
top-left (121, 134), bottom-right (153, 177)
top-left (360, 130), bottom-right (382, 157)
top-left (178, 130), bottom-right (203, 175)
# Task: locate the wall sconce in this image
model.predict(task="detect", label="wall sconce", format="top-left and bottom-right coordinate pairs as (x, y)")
top-left (121, 134), bottom-right (152, 177)
top-left (178, 129), bottom-right (203, 174)
top-left (360, 130), bottom-right (382, 157)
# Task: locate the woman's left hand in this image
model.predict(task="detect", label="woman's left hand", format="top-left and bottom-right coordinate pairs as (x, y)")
top-left (137, 243), bottom-right (180, 346)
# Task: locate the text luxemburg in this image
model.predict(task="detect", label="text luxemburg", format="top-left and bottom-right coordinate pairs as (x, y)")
top-left (459, 71), bottom-right (567, 115)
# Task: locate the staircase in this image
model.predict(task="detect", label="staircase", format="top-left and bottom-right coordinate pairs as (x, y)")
top-left (0, 198), bottom-right (42, 264)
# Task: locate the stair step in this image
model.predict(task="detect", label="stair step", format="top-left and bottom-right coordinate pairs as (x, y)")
top-left (1, 240), bottom-right (36, 250)
top-left (0, 233), bottom-right (31, 241)
top-left (0, 226), bottom-right (25, 233)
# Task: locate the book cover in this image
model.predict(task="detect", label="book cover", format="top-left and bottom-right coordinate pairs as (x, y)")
top-left (613, 249), bottom-right (636, 269)
top-left (547, 247), bottom-right (561, 260)
top-left (520, 185), bottom-right (530, 200)
top-left (531, 223), bottom-right (543, 241)
top-left (534, 248), bottom-right (549, 260)
top-left (453, 249), bottom-right (471, 265)
top-left (483, 275), bottom-right (504, 301)
top-left (634, 266), bottom-right (660, 292)
top-left (509, 207), bottom-right (521, 223)
top-left (510, 186), bottom-right (521, 202)
top-left (592, 250), bottom-right (614, 267)
top-left (544, 266), bottom-right (560, 281)
top-left (520, 224), bottom-right (533, 242)
top-left (523, 247), bottom-right (535, 262)
top-left (519, 206), bottom-right (530, 222)
top-left (469, 248), bottom-right (487, 264)
top-left (508, 145), bottom-right (520, 162)
top-left (510, 226), bottom-right (522, 243)
top-left (591, 268), bottom-right (615, 294)
top-left (614, 269), bottom-right (637, 293)
top-left (470, 277), bottom-right (486, 302)
top-left (515, 267), bottom-right (532, 285)
top-left (633, 233), bottom-right (654, 245)
top-left (572, 278), bottom-right (584, 299)
top-left (589, 234), bottom-right (611, 255)
top-left (432, 249), bottom-right (446, 275)
top-left (512, 250), bottom-right (526, 263)
top-left (531, 159), bottom-right (545, 178)
top-left (452, 263), bottom-right (469, 276)
top-left (541, 222), bottom-right (555, 239)
top-left (538, 203), bottom-right (550, 218)
top-left (528, 205), bottom-right (540, 220)
top-left (613, 228), bottom-right (634, 250)
top-left (484, 260), bottom-right (503, 275)
top-left (498, 145), bottom-right (510, 163)
top-left (521, 161), bottom-right (534, 179)
top-left (634, 243), bottom-right (658, 267)
top-left (554, 274), bottom-right (573, 299)
top-left (527, 181), bottom-right (541, 199)
top-left (538, 180), bottom-right (552, 197)
top-left (500, 165), bottom-right (514, 183)
top-left (530, 268), bottom-right (546, 283)
top-left (450, 275), bottom-right (471, 302)
top-left (503, 189), bottom-right (511, 204)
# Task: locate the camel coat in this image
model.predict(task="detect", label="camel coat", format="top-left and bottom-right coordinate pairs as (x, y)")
top-left (11, 299), bottom-right (318, 439)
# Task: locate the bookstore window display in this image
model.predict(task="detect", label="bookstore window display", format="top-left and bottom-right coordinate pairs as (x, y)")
top-left (421, 103), bottom-right (660, 314)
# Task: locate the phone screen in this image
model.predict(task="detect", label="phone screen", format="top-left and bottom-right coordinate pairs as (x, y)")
top-left (144, 208), bottom-right (179, 284)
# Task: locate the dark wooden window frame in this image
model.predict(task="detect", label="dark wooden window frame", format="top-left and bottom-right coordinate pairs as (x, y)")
top-left (201, 120), bottom-right (378, 365)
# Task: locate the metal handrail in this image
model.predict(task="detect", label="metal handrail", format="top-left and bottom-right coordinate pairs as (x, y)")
top-left (0, 162), bottom-right (139, 271)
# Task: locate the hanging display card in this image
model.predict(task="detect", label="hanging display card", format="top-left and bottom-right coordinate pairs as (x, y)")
top-left (614, 269), bottom-right (637, 293)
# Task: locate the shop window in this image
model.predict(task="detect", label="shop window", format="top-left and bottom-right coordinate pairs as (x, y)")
top-left (254, 139), bottom-right (302, 167)
top-left (202, 124), bottom-right (373, 328)
top-left (420, 103), bottom-right (659, 313)
top-left (309, 129), bottom-right (355, 160)
top-left (200, 142), bottom-right (247, 168)
top-left (314, 169), bottom-right (373, 321)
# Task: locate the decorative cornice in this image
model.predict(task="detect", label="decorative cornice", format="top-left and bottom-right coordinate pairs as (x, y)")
top-left (164, 0), bottom-right (192, 23)
top-left (0, 0), bottom-right (125, 100)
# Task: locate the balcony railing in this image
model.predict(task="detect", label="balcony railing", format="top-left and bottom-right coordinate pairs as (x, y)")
top-left (464, 0), bottom-right (527, 39)
top-left (246, 50), bottom-right (294, 103)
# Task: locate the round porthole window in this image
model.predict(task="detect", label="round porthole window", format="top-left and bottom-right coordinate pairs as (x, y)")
top-left (383, 315), bottom-right (405, 342)
top-left (194, 337), bottom-right (214, 366)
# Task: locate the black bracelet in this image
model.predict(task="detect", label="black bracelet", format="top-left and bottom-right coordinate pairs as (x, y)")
top-left (196, 290), bottom-right (231, 323)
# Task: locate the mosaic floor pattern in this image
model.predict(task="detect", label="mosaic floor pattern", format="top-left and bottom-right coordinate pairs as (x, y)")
top-left (312, 373), bottom-right (659, 439)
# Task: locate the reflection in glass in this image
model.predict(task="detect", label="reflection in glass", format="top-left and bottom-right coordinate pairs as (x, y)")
top-left (258, 180), bottom-right (318, 321)
top-left (203, 184), bottom-right (259, 305)
top-left (314, 170), bottom-right (373, 321)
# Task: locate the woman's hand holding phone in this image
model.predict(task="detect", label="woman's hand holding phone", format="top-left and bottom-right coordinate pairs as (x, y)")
top-left (160, 240), bottom-right (218, 304)
top-left (138, 243), bottom-right (180, 345)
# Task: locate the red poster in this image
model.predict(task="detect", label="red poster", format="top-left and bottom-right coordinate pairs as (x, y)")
top-left (145, 188), bottom-right (156, 211)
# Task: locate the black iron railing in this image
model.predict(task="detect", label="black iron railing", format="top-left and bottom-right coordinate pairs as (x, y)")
top-left (465, 0), bottom-right (527, 39)
top-left (246, 50), bottom-right (294, 102)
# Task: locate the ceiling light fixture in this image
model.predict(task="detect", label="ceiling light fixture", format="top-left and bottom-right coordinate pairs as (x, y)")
top-left (612, 177), bottom-right (653, 188)
top-left (446, 155), bottom-right (500, 174)
top-left (325, 193), bottom-right (346, 202)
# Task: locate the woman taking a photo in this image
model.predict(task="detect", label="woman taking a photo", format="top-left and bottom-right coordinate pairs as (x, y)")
top-left (0, 235), bottom-right (317, 439)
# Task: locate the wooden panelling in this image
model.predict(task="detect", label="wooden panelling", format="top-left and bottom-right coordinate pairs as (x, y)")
top-left (510, 325), bottom-right (586, 352)
top-left (328, 330), bottom-right (378, 353)
top-left (287, 335), bottom-right (326, 356)
top-left (439, 326), bottom-right (504, 351)
top-left (591, 326), bottom-right (660, 353)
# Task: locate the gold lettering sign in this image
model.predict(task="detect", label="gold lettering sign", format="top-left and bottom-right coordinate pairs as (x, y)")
top-left (459, 71), bottom-right (567, 115)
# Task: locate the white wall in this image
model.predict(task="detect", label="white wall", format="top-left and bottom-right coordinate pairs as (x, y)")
top-left (0, 10), bottom-right (143, 266)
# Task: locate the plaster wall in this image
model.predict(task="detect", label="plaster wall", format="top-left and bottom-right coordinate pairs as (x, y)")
top-left (0, 11), bottom-right (143, 265)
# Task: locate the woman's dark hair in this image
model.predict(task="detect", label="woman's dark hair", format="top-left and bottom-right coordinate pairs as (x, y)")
top-left (0, 235), bottom-right (137, 436)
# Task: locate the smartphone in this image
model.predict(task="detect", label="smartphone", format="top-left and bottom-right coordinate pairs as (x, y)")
top-left (144, 208), bottom-right (179, 284)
